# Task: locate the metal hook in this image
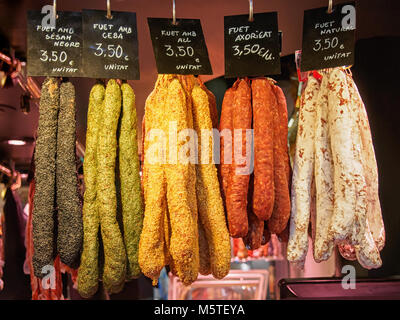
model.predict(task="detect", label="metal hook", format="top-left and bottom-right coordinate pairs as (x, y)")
top-left (172, 0), bottom-right (176, 25)
top-left (106, 0), bottom-right (113, 19)
top-left (327, 0), bottom-right (333, 14)
top-left (53, 0), bottom-right (57, 20)
top-left (248, 0), bottom-right (254, 22)
top-left (344, 65), bottom-right (353, 76)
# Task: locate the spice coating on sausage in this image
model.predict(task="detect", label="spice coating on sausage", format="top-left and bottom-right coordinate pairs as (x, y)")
top-left (164, 78), bottom-right (199, 285)
top-left (252, 79), bottom-right (274, 221)
top-left (97, 79), bottom-right (126, 293)
top-left (56, 81), bottom-right (83, 269)
top-left (33, 77), bottom-right (59, 278)
top-left (268, 82), bottom-right (291, 234)
top-left (180, 75), bottom-right (201, 284)
top-left (198, 222), bottom-right (211, 276)
top-left (192, 84), bottom-right (231, 279)
top-left (273, 84), bottom-right (291, 185)
top-left (198, 77), bottom-right (219, 129)
top-left (243, 211), bottom-right (264, 250)
top-left (78, 83), bottom-right (105, 298)
top-left (219, 86), bottom-right (236, 205)
top-left (119, 83), bottom-right (144, 279)
top-left (139, 76), bottom-right (170, 285)
top-left (226, 79), bottom-right (252, 238)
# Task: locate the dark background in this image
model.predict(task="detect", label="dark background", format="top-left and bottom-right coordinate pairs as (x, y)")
top-left (352, 37), bottom-right (400, 278)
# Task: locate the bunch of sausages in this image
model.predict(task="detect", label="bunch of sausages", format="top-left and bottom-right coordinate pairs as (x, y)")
top-left (77, 79), bottom-right (144, 298)
top-left (220, 78), bottom-right (291, 251)
top-left (287, 68), bottom-right (385, 269)
top-left (32, 77), bottom-right (83, 278)
top-left (31, 69), bottom-right (385, 298)
top-left (139, 74), bottom-right (231, 286)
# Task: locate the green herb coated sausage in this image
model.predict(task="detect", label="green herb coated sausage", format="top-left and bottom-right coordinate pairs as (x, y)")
top-left (78, 83), bottom-right (105, 298)
top-left (119, 83), bottom-right (144, 279)
top-left (97, 79), bottom-right (126, 294)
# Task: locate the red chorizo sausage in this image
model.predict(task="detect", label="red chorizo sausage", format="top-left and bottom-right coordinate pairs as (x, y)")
top-left (243, 211), bottom-right (264, 250)
top-left (252, 78), bottom-right (275, 221)
top-left (226, 78), bottom-right (252, 238)
top-left (268, 82), bottom-right (291, 234)
top-left (219, 81), bottom-right (239, 205)
top-left (273, 84), bottom-right (291, 183)
top-left (243, 174), bottom-right (264, 250)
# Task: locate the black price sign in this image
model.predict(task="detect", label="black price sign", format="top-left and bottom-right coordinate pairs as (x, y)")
top-left (301, 2), bottom-right (356, 71)
top-left (82, 10), bottom-right (140, 80)
top-left (147, 18), bottom-right (212, 75)
top-left (224, 12), bottom-right (281, 78)
top-left (27, 11), bottom-right (82, 77)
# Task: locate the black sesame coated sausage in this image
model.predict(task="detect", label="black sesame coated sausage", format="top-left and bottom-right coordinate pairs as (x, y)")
top-left (32, 77), bottom-right (59, 278)
top-left (56, 81), bottom-right (83, 268)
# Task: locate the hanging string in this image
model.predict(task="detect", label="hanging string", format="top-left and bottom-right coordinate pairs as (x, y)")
top-left (172, 0), bottom-right (176, 25)
top-left (248, 0), bottom-right (254, 22)
top-left (327, 0), bottom-right (333, 14)
top-left (106, 0), bottom-right (113, 19)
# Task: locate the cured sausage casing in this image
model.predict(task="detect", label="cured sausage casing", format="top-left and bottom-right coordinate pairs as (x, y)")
top-left (119, 83), bottom-right (144, 279)
top-left (97, 79), bottom-right (126, 293)
top-left (192, 84), bottom-right (231, 279)
top-left (219, 84), bottom-right (237, 205)
top-left (327, 69), bottom-right (359, 245)
top-left (78, 83), bottom-right (105, 298)
top-left (164, 78), bottom-right (199, 285)
top-left (33, 77), bottom-right (59, 278)
top-left (346, 73), bottom-right (385, 252)
top-left (268, 83), bottom-right (291, 234)
top-left (252, 79), bottom-right (274, 221)
top-left (226, 79), bottom-right (252, 238)
top-left (57, 81), bottom-right (83, 269)
top-left (139, 76), bottom-right (170, 285)
top-left (287, 76), bottom-right (319, 266)
top-left (313, 71), bottom-right (335, 262)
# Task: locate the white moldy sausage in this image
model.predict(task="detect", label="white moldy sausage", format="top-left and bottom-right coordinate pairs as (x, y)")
top-left (288, 68), bottom-right (384, 270)
top-left (327, 69), bottom-right (381, 269)
top-left (341, 71), bottom-right (382, 269)
top-left (346, 73), bottom-right (385, 252)
top-left (313, 70), bottom-right (335, 262)
top-left (326, 68), bottom-right (358, 246)
top-left (287, 75), bottom-right (319, 266)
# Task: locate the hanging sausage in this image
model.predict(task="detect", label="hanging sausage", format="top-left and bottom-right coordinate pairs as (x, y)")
top-left (287, 67), bottom-right (385, 269)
